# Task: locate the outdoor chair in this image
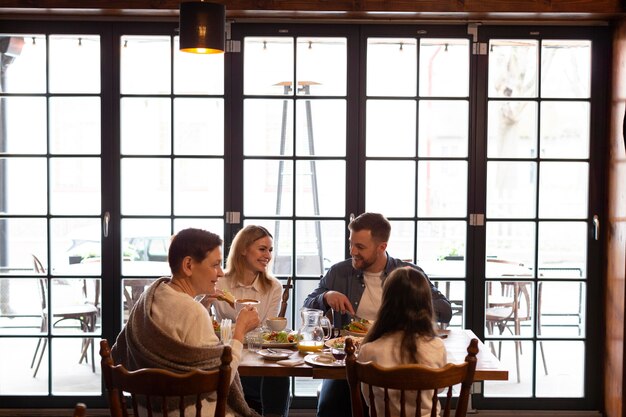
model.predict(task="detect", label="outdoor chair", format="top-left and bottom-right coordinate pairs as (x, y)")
top-left (31, 255), bottom-right (99, 377)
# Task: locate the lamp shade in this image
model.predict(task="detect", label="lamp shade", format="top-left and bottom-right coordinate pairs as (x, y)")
top-left (179, 2), bottom-right (225, 54)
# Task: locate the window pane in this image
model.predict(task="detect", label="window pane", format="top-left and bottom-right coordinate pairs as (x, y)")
top-left (420, 38), bottom-right (470, 97)
top-left (366, 161), bottom-right (415, 217)
top-left (50, 97), bottom-right (101, 155)
top-left (540, 101), bottom-right (589, 159)
top-left (486, 161), bottom-right (537, 219)
top-left (539, 162), bottom-right (588, 219)
top-left (541, 40), bottom-right (591, 99)
top-left (0, 218), bottom-right (47, 275)
top-left (121, 158), bottom-right (171, 215)
top-left (484, 340), bottom-right (534, 397)
top-left (121, 219), bottom-right (171, 276)
top-left (485, 281), bottom-right (534, 337)
top-left (487, 101), bottom-right (538, 158)
top-left (0, 278), bottom-right (42, 332)
top-left (244, 160), bottom-right (293, 217)
top-left (486, 221), bottom-right (536, 276)
top-left (244, 99), bottom-right (293, 156)
top-left (173, 37), bottom-right (224, 95)
top-left (121, 98), bottom-right (172, 155)
top-left (489, 39), bottom-right (538, 98)
top-left (0, 34), bottom-right (46, 93)
top-left (0, 338), bottom-right (48, 394)
top-left (418, 161), bottom-right (467, 218)
top-left (51, 338), bottom-right (100, 394)
top-left (3, 97), bottom-right (47, 154)
top-left (367, 38), bottom-right (417, 97)
top-left (50, 218), bottom-right (101, 274)
top-left (385, 220), bottom-right (415, 263)
top-left (539, 281), bottom-right (585, 338)
top-left (295, 220), bottom-right (345, 276)
top-left (50, 157), bottom-right (101, 215)
top-left (120, 35), bottom-right (171, 95)
top-left (536, 341), bottom-right (585, 397)
top-left (49, 35), bottom-right (100, 94)
top-left (174, 158), bottom-right (224, 216)
top-left (417, 221), bottom-right (467, 279)
top-left (296, 37), bottom-right (346, 96)
top-left (366, 100), bottom-right (416, 157)
top-left (174, 98), bottom-right (224, 156)
top-left (244, 37), bottom-right (294, 96)
top-left (295, 99), bottom-right (346, 157)
top-left (174, 219), bottom-right (224, 238)
top-left (295, 160), bottom-right (345, 216)
top-left (538, 222), bottom-right (587, 278)
top-left (0, 158), bottom-right (47, 215)
top-left (418, 100), bottom-right (468, 157)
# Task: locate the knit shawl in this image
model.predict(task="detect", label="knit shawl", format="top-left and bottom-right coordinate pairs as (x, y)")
top-left (111, 277), bottom-right (260, 417)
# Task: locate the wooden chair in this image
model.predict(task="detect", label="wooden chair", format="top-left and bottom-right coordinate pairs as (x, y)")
top-left (485, 281), bottom-right (547, 383)
top-left (278, 276), bottom-right (292, 318)
top-left (73, 402), bottom-right (87, 417)
top-left (99, 339), bottom-right (232, 417)
top-left (31, 255), bottom-right (99, 377)
top-left (345, 337), bottom-right (479, 417)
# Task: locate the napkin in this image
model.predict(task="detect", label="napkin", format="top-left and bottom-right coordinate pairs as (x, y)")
top-left (276, 358), bottom-right (305, 367)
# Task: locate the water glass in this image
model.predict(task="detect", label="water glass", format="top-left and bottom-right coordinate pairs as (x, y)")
top-left (247, 329), bottom-right (263, 352)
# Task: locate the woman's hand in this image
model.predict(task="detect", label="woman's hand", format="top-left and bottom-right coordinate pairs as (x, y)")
top-left (232, 305), bottom-right (260, 342)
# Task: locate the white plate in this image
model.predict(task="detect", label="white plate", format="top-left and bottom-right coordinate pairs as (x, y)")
top-left (304, 353), bottom-right (345, 368)
top-left (257, 348), bottom-right (294, 360)
top-left (325, 336), bottom-right (364, 349)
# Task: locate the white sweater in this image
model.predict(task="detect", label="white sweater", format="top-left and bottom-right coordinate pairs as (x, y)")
top-left (357, 331), bottom-right (447, 417)
top-left (150, 283), bottom-right (244, 417)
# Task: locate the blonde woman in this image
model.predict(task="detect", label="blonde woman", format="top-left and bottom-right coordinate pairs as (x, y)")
top-left (213, 225), bottom-right (290, 417)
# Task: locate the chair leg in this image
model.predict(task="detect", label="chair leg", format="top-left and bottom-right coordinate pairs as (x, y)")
top-left (33, 338), bottom-right (48, 378)
top-left (539, 341), bottom-right (548, 375)
top-left (31, 338), bottom-right (43, 368)
top-left (514, 340), bottom-right (521, 383)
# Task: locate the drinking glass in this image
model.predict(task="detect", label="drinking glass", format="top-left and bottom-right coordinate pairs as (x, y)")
top-left (247, 328), bottom-right (263, 353)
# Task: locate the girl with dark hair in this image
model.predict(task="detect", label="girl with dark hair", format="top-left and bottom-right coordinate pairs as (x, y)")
top-left (358, 266), bottom-right (447, 417)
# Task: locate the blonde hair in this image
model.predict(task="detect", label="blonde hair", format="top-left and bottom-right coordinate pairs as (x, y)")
top-left (225, 225), bottom-right (275, 292)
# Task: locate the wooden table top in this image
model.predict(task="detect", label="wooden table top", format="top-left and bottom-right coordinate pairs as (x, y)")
top-left (238, 328), bottom-right (509, 381)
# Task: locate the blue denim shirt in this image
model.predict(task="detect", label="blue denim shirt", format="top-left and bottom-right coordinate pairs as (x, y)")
top-left (302, 253), bottom-right (452, 329)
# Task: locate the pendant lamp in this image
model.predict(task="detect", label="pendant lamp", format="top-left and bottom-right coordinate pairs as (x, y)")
top-left (179, 1), bottom-right (225, 54)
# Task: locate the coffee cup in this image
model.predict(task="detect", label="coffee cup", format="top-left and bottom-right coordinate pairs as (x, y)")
top-left (266, 316), bottom-right (287, 332)
top-left (235, 298), bottom-right (260, 314)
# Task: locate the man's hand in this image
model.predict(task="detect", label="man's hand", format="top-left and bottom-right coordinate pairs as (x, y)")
top-left (323, 291), bottom-right (355, 316)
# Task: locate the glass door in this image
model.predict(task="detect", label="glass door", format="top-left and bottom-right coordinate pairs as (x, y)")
top-left (476, 26), bottom-right (606, 406)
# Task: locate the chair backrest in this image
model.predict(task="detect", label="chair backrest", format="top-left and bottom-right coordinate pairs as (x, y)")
top-left (345, 337), bottom-right (479, 417)
top-left (99, 339), bottom-right (232, 417)
top-left (278, 276), bottom-right (292, 318)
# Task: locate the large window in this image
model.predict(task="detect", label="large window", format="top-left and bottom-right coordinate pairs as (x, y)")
top-left (0, 21), bottom-right (606, 411)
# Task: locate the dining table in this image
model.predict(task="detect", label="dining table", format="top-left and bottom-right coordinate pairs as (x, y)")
top-left (238, 328), bottom-right (509, 382)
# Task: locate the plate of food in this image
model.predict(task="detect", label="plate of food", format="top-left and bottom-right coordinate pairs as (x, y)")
top-left (261, 330), bottom-right (298, 348)
top-left (325, 335), bottom-right (364, 350)
top-left (304, 352), bottom-right (345, 368)
top-left (257, 348), bottom-right (294, 360)
top-left (343, 318), bottom-right (373, 336)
